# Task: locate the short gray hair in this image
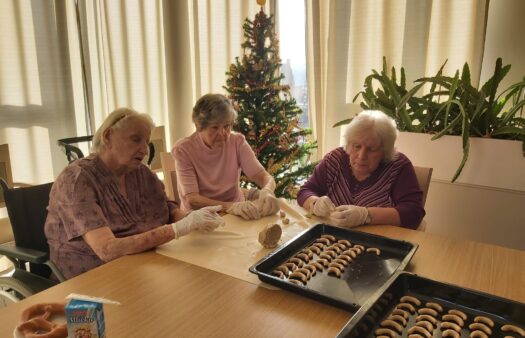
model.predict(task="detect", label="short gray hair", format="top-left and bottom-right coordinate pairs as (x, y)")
top-left (192, 93), bottom-right (237, 131)
top-left (342, 110), bottom-right (398, 162)
top-left (91, 107), bottom-right (155, 153)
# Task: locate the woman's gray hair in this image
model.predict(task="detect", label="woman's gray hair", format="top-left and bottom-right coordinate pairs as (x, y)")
top-left (192, 93), bottom-right (237, 131)
top-left (342, 110), bottom-right (398, 162)
top-left (91, 107), bottom-right (155, 153)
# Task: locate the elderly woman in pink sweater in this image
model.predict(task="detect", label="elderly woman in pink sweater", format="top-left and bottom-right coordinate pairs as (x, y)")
top-left (172, 93), bottom-right (279, 220)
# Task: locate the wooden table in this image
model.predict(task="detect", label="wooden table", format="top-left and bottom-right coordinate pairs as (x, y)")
top-left (0, 226), bottom-right (524, 337)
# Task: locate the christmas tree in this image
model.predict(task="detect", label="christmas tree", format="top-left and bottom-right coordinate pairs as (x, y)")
top-left (224, 5), bottom-right (317, 199)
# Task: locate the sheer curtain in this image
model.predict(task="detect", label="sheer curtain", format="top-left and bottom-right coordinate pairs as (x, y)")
top-left (0, 0), bottom-right (271, 185)
top-left (306, 0), bottom-right (488, 158)
top-left (0, 0), bottom-right (85, 183)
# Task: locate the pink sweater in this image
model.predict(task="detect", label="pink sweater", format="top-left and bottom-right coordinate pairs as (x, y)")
top-left (172, 132), bottom-right (264, 210)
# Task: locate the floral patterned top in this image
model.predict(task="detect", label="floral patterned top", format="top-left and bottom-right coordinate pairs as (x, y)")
top-left (44, 155), bottom-right (176, 279)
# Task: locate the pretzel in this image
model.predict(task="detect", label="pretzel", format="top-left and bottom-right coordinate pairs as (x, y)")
top-left (417, 307), bottom-right (438, 317)
top-left (20, 303), bottom-right (66, 322)
top-left (366, 247), bottom-right (381, 255)
top-left (407, 325), bottom-right (432, 338)
top-left (400, 295), bottom-right (421, 306)
top-left (425, 302), bottom-right (443, 312)
top-left (320, 234), bottom-right (336, 243)
top-left (327, 266), bottom-right (342, 277)
top-left (469, 322), bottom-right (492, 335)
top-left (440, 321), bottom-right (461, 332)
top-left (380, 319), bottom-right (403, 333)
top-left (288, 258), bottom-right (304, 267)
top-left (396, 302), bottom-right (416, 313)
top-left (448, 309), bottom-right (467, 321)
top-left (470, 330), bottom-right (488, 338)
top-left (387, 314), bottom-right (407, 326)
top-left (374, 328), bottom-right (397, 338)
top-left (501, 324), bottom-right (525, 337)
top-left (17, 318), bottom-right (67, 338)
top-left (415, 314), bottom-right (437, 325)
top-left (441, 329), bottom-right (460, 338)
top-left (442, 314), bottom-right (464, 327)
top-left (473, 316), bottom-right (494, 328)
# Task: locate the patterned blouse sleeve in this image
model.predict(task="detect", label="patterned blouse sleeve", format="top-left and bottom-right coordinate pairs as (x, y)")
top-left (297, 155), bottom-right (329, 206)
top-left (51, 167), bottom-right (108, 240)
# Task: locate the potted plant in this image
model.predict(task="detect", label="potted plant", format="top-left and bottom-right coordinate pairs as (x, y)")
top-left (335, 57), bottom-right (525, 182)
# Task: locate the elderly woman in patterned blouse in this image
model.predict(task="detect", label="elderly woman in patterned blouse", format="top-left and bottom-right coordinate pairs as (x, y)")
top-left (297, 110), bottom-right (425, 229)
top-left (45, 108), bottom-right (224, 279)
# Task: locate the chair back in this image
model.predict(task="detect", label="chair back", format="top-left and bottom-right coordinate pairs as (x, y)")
top-left (149, 126), bottom-right (167, 171)
top-left (57, 135), bottom-right (156, 165)
top-left (413, 166), bottom-right (433, 207)
top-left (0, 144), bottom-right (14, 208)
top-left (160, 152), bottom-right (180, 205)
top-left (0, 178), bottom-right (52, 253)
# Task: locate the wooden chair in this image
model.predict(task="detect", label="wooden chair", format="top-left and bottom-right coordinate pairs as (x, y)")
top-left (149, 126), bottom-right (167, 172)
top-left (413, 166), bottom-right (433, 231)
top-left (160, 152), bottom-right (180, 205)
top-left (0, 144), bottom-right (13, 208)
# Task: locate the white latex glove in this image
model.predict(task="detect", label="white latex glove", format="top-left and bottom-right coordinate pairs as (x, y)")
top-left (226, 201), bottom-right (261, 220)
top-left (311, 196), bottom-right (336, 217)
top-left (329, 205), bottom-right (368, 228)
top-left (171, 206), bottom-right (224, 238)
top-left (253, 189), bottom-right (279, 216)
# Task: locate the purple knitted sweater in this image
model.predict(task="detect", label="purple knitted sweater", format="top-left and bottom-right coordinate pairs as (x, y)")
top-left (297, 147), bottom-right (425, 229)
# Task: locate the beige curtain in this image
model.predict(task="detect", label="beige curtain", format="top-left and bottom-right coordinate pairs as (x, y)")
top-left (79, 0), bottom-right (270, 148)
top-left (306, 0), bottom-right (488, 158)
top-left (0, 0), bottom-right (85, 183)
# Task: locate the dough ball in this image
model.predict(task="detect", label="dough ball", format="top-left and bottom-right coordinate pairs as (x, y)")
top-left (258, 223), bottom-right (282, 249)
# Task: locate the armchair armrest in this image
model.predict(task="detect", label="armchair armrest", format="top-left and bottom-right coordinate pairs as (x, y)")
top-left (0, 241), bottom-right (48, 263)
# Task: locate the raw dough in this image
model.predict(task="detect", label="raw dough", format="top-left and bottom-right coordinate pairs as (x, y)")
top-left (258, 223), bottom-right (282, 248)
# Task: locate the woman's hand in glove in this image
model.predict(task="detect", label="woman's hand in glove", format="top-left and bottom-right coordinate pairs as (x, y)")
top-left (311, 196), bottom-right (336, 217)
top-left (329, 205), bottom-right (368, 228)
top-left (226, 201), bottom-right (261, 220)
top-left (171, 205), bottom-right (224, 238)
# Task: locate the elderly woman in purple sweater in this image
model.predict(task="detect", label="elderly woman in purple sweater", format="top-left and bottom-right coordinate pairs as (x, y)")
top-left (297, 110), bottom-right (425, 229)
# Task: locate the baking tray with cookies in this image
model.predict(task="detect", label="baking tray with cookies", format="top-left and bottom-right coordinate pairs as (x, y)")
top-left (249, 223), bottom-right (418, 312)
top-left (336, 271), bottom-right (525, 338)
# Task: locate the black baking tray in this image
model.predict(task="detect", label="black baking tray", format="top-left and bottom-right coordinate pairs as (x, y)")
top-left (249, 223), bottom-right (417, 312)
top-left (337, 271), bottom-right (525, 338)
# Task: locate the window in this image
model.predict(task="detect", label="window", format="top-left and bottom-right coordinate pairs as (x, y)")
top-left (278, 0), bottom-right (309, 128)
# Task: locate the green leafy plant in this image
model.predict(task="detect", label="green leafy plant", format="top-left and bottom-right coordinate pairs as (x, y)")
top-left (335, 57), bottom-right (525, 182)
